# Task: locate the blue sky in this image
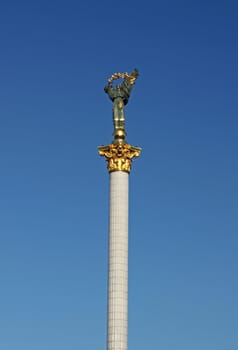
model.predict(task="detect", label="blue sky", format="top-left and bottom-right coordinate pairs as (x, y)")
top-left (0, 0), bottom-right (237, 349)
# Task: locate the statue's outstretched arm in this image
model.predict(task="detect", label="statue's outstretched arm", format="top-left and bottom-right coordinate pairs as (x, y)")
top-left (104, 83), bottom-right (116, 100)
top-left (122, 68), bottom-right (139, 97)
top-left (104, 83), bottom-right (112, 93)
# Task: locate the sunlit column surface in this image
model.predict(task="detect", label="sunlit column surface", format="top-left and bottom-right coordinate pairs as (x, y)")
top-left (107, 171), bottom-right (129, 350)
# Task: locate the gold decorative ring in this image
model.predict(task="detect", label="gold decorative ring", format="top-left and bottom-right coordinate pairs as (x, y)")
top-left (108, 72), bottom-right (137, 85)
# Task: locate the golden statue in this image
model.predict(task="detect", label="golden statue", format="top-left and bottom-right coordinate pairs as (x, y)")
top-left (104, 69), bottom-right (139, 139)
top-left (99, 69), bottom-right (141, 173)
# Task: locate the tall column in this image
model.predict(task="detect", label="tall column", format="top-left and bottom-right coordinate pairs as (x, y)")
top-left (108, 171), bottom-right (128, 350)
top-left (98, 142), bottom-right (141, 350)
top-left (98, 68), bottom-right (141, 350)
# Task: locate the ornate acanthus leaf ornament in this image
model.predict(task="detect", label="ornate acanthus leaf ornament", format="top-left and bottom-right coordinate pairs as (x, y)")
top-left (98, 143), bottom-right (141, 173)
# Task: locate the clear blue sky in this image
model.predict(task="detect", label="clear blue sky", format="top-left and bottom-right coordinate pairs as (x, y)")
top-left (0, 1), bottom-right (237, 349)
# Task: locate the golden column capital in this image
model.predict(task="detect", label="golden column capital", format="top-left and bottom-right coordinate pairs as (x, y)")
top-left (98, 142), bottom-right (141, 173)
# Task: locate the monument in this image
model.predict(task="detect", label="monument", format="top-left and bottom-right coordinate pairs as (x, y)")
top-left (98, 69), bottom-right (141, 350)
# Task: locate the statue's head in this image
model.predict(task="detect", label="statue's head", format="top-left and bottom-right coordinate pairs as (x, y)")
top-left (116, 84), bottom-right (121, 91)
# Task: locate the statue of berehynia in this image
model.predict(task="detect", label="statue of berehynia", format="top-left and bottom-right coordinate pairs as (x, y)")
top-left (104, 69), bottom-right (139, 131)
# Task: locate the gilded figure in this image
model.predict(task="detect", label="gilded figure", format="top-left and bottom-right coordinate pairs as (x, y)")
top-left (104, 69), bottom-right (139, 131)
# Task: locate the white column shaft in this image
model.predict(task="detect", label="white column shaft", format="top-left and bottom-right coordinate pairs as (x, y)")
top-left (107, 171), bottom-right (129, 350)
